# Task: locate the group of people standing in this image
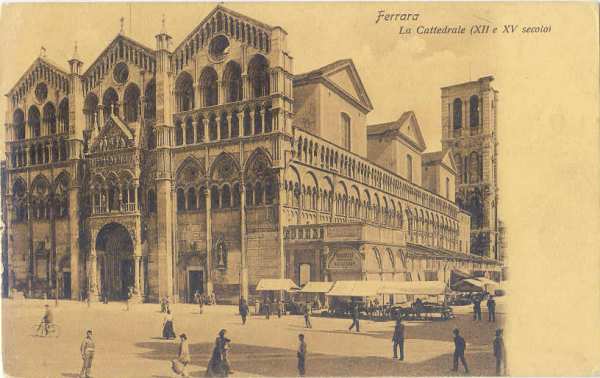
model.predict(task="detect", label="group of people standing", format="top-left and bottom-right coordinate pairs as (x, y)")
top-left (472, 294), bottom-right (497, 322)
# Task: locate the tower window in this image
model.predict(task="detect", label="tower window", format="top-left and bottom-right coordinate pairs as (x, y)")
top-left (453, 98), bottom-right (462, 129)
top-left (470, 95), bottom-right (479, 127)
top-left (406, 154), bottom-right (413, 183)
top-left (341, 113), bottom-right (351, 150)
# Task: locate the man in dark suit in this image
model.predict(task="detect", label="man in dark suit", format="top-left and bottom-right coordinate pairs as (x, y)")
top-left (493, 329), bottom-right (506, 375)
top-left (452, 328), bottom-right (469, 373)
top-left (392, 317), bottom-right (405, 360)
top-left (297, 334), bottom-right (307, 376)
top-left (473, 296), bottom-right (482, 321)
top-left (487, 296), bottom-right (497, 322)
top-left (265, 298), bottom-right (271, 320)
top-left (348, 303), bottom-right (360, 332)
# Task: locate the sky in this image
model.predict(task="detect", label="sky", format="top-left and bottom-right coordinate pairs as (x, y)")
top-left (0, 2), bottom-right (506, 154)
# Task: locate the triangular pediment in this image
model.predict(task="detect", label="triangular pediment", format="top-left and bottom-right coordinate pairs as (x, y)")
top-left (397, 111), bottom-right (427, 152)
top-left (328, 67), bottom-right (361, 102)
top-left (440, 150), bottom-right (457, 173)
top-left (82, 34), bottom-right (156, 88)
top-left (90, 115), bottom-right (135, 153)
top-left (173, 5), bottom-right (274, 57)
top-left (322, 60), bottom-right (373, 112)
top-left (8, 57), bottom-right (70, 102)
top-left (295, 59), bottom-right (373, 112)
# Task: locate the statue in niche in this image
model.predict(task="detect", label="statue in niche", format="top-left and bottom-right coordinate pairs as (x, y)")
top-left (213, 236), bottom-right (227, 270)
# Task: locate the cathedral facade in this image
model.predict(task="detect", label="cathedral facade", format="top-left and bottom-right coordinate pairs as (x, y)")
top-left (2, 6), bottom-right (501, 304)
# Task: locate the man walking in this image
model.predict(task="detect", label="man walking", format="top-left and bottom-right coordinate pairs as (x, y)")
top-left (304, 304), bottom-right (312, 328)
top-left (392, 317), bottom-right (405, 361)
top-left (297, 334), bottom-right (307, 377)
top-left (487, 296), bottom-right (496, 322)
top-left (451, 328), bottom-right (469, 374)
top-left (240, 298), bottom-right (249, 325)
top-left (40, 304), bottom-right (54, 336)
top-left (348, 303), bottom-right (360, 332)
top-left (265, 298), bottom-right (271, 320)
top-left (79, 330), bottom-right (95, 378)
top-left (472, 296), bottom-right (482, 321)
top-left (493, 329), bottom-right (506, 376)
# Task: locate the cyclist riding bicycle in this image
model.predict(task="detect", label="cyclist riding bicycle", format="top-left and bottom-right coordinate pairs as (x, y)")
top-left (40, 304), bottom-right (54, 336)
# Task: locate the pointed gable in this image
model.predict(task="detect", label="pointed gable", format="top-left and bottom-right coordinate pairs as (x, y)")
top-left (90, 115), bottom-right (135, 153)
top-left (171, 5), bottom-right (274, 74)
top-left (82, 34), bottom-right (156, 92)
top-left (294, 59), bottom-right (373, 113)
top-left (7, 56), bottom-right (70, 107)
top-left (423, 149), bottom-right (456, 174)
top-left (397, 111), bottom-right (427, 152)
top-left (440, 150), bottom-right (457, 174)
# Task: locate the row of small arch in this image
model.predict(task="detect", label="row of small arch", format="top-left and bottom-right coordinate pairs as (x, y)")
top-left (174, 54), bottom-right (270, 112)
top-left (12, 99), bottom-right (69, 140)
top-left (293, 131), bottom-right (456, 218)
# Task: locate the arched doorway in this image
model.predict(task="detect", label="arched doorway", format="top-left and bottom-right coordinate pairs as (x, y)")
top-left (95, 223), bottom-right (134, 300)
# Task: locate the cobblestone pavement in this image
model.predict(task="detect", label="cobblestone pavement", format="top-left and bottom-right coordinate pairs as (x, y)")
top-left (2, 299), bottom-right (505, 377)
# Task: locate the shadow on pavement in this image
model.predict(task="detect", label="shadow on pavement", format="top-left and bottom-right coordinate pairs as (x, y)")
top-left (135, 340), bottom-right (498, 377)
top-left (288, 313), bottom-right (503, 347)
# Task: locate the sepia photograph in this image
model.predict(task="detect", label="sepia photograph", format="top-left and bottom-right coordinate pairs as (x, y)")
top-left (0, 2), bottom-right (598, 377)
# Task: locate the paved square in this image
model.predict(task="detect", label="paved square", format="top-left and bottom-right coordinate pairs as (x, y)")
top-left (2, 299), bottom-right (505, 377)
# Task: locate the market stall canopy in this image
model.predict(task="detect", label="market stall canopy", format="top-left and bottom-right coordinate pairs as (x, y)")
top-left (450, 269), bottom-right (472, 285)
top-left (300, 281), bottom-right (334, 293)
top-left (326, 280), bottom-right (382, 297)
top-left (452, 278), bottom-right (485, 292)
top-left (255, 279), bottom-right (300, 292)
top-left (476, 277), bottom-right (500, 288)
top-left (379, 281), bottom-right (447, 295)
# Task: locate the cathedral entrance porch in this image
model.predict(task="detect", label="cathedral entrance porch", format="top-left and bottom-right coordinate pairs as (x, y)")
top-left (93, 222), bottom-right (141, 301)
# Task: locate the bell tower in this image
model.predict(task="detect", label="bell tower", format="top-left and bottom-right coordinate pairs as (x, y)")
top-left (441, 76), bottom-right (499, 259)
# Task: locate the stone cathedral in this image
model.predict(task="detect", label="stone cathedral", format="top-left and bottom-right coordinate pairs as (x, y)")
top-left (1, 6), bottom-right (501, 303)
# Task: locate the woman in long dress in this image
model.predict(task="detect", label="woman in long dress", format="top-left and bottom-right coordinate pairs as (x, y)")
top-left (162, 310), bottom-right (176, 339)
top-left (175, 333), bottom-right (191, 377)
top-left (206, 329), bottom-right (230, 377)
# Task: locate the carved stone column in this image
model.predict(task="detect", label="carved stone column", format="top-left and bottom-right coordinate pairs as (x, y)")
top-left (88, 243), bottom-right (99, 301)
top-left (259, 109), bottom-right (265, 134)
top-left (321, 246), bottom-right (330, 282)
top-left (134, 255), bottom-right (141, 296)
top-left (239, 181), bottom-right (248, 300)
top-left (227, 114), bottom-right (232, 139)
top-left (250, 111), bottom-right (256, 135)
top-left (237, 112), bottom-right (244, 137)
top-left (202, 117), bottom-right (209, 141)
top-left (216, 117), bottom-right (221, 140)
top-left (242, 74), bottom-right (249, 100)
top-left (204, 186), bottom-right (213, 295)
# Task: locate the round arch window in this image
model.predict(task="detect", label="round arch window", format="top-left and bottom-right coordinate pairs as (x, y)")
top-left (209, 35), bottom-right (230, 61)
top-left (113, 62), bottom-right (129, 84)
top-left (35, 83), bottom-right (48, 102)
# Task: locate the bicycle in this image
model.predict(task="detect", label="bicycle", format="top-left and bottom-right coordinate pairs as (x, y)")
top-left (33, 322), bottom-right (60, 337)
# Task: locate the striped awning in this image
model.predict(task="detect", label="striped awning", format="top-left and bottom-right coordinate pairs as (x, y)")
top-left (326, 281), bottom-right (382, 297)
top-left (300, 281), bottom-right (334, 293)
top-left (255, 279), bottom-right (300, 292)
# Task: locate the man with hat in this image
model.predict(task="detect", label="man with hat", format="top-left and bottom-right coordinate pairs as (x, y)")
top-left (79, 330), bottom-right (95, 378)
